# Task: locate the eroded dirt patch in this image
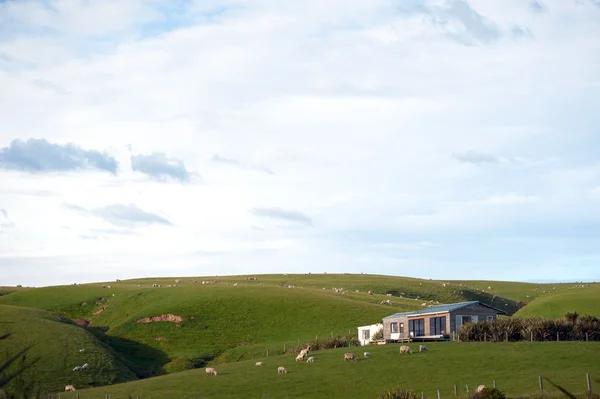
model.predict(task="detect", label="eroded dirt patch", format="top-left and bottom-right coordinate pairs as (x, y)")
top-left (136, 313), bottom-right (183, 324)
top-left (72, 319), bottom-right (90, 328)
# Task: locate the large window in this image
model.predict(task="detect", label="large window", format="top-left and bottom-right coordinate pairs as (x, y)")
top-left (409, 318), bottom-right (425, 337)
top-left (362, 329), bottom-right (370, 340)
top-left (462, 316), bottom-right (472, 324)
top-left (486, 315), bottom-right (494, 322)
top-left (390, 322), bottom-right (398, 333)
top-left (430, 316), bottom-right (446, 335)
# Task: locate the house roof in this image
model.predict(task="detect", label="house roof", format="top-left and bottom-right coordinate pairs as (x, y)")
top-left (382, 301), bottom-right (505, 320)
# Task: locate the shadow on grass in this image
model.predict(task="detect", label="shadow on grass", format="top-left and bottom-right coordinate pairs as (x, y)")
top-left (87, 327), bottom-right (171, 379)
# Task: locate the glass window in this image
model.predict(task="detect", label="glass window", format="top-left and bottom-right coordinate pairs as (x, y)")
top-left (486, 315), bottom-right (494, 322)
top-left (409, 318), bottom-right (425, 337)
top-left (430, 316), bottom-right (446, 335)
top-left (391, 322), bottom-right (398, 333)
top-left (362, 330), bottom-right (370, 340)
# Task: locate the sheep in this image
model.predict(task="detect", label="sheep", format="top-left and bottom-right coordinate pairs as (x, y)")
top-left (305, 345), bottom-right (312, 352)
top-left (255, 361), bottom-right (263, 366)
top-left (205, 367), bottom-right (217, 376)
top-left (476, 385), bottom-right (485, 393)
top-left (306, 356), bottom-right (314, 363)
top-left (363, 352), bottom-right (371, 358)
top-left (296, 353), bottom-right (305, 361)
top-left (277, 366), bottom-right (287, 374)
top-left (344, 353), bottom-right (358, 361)
top-left (418, 345), bottom-right (428, 352)
top-left (399, 345), bottom-right (413, 354)
top-left (81, 363), bottom-right (89, 370)
top-left (65, 385), bottom-right (76, 392)
top-left (72, 366), bottom-right (81, 372)
top-left (368, 290), bottom-right (373, 295)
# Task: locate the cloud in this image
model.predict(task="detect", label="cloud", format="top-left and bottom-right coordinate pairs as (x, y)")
top-left (0, 138), bottom-right (118, 174)
top-left (131, 152), bottom-right (193, 182)
top-left (529, 1), bottom-right (547, 13)
top-left (0, 208), bottom-right (15, 228)
top-left (211, 154), bottom-right (275, 175)
top-left (510, 25), bottom-right (533, 40)
top-left (454, 151), bottom-right (503, 165)
top-left (64, 203), bottom-right (172, 228)
top-left (399, 0), bottom-right (502, 45)
top-left (251, 207), bottom-right (313, 226)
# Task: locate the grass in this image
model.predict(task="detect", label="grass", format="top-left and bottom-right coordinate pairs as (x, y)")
top-left (514, 283), bottom-right (600, 318)
top-left (57, 341), bottom-right (600, 399)
top-left (0, 305), bottom-right (136, 394)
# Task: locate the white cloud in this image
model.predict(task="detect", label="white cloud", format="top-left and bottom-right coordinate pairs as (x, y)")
top-left (1, 0), bottom-right (600, 285)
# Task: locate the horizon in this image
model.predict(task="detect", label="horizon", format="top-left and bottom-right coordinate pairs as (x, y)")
top-left (2, 0), bottom-right (600, 286)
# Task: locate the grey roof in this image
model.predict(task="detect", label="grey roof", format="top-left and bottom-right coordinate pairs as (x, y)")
top-left (382, 301), bottom-right (504, 319)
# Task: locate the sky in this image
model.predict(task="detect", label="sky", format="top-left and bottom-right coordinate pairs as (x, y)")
top-left (1, 0), bottom-right (600, 287)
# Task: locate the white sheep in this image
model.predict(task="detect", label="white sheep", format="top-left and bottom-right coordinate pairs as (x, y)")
top-left (277, 366), bottom-right (287, 374)
top-left (65, 385), bottom-right (76, 392)
top-left (399, 345), bottom-right (413, 354)
top-left (344, 353), bottom-right (358, 361)
top-left (306, 356), bottom-right (314, 363)
top-left (72, 366), bottom-right (81, 372)
top-left (363, 352), bottom-right (371, 358)
top-left (418, 345), bottom-right (428, 352)
top-left (81, 363), bottom-right (89, 369)
top-left (255, 361), bottom-right (263, 366)
top-left (295, 353), bottom-right (305, 361)
top-left (205, 367), bottom-right (217, 376)
top-left (477, 385), bottom-right (485, 393)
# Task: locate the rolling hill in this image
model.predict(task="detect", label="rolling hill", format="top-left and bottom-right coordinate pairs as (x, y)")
top-left (0, 305), bottom-right (136, 395)
top-left (514, 283), bottom-right (600, 318)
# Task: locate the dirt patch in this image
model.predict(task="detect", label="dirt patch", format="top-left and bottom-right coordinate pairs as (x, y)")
top-left (93, 304), bottom-right (109, 316)
top-left (137, 314), bottom-right (183, 324)
top-left (72, 319), bottom-right (90, 328)
top-left (154, 336), bottom-right (167, 341)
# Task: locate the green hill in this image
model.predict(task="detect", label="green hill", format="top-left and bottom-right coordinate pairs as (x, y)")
top-left (0, 305), bottom-right (136, 395)
top-left (514, 283), bottom-right (600, 318)
top-left (59, 341), bottom-right (600, 399)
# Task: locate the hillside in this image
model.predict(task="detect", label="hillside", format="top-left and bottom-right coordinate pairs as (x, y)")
top-left (59, 341), bottom-right (600, 399)
top-left (0, 305), bottom-right (136, 395)
top-left (0, 274), bottom-right (526, 376)
top-left (514, 283), bottom-right (600, 318)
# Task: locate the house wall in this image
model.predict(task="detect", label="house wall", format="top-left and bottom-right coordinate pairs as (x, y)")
top-left (449, 303), bottom-right (500, 332)
top-left (383, 317), bottom-right (407, 341)
top-left (358, 323), bottom-right (383, 345)
top-left (406, 312), bottom-right (450, 337)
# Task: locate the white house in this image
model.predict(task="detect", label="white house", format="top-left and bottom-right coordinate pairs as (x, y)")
top-left (357, 323), bottom-right (383, 346)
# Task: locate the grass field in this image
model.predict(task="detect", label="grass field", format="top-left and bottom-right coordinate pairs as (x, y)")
top-left (57, 342), bottom-right (600, 399)
top-left (514, 283), bottom-right (600, 318)
top-left (0, 305), bottom-right (136, 394)
top-left (2, 274), bottom-right (599, 398)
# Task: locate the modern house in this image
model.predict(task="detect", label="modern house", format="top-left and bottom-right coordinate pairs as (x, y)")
top-left (382, 301), bottom-right (505, 342)
top-left (357, 323), bottom-right (384, 346)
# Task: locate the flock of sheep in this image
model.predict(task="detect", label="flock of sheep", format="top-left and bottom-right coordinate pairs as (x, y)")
top-left (203, 344), bottom-right (429, 379)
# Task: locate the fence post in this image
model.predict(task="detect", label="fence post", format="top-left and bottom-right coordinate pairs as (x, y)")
top-left (505, 331), bottom-right (508, 342)
top-left (493, 380), bottom-right (497, 389)
top-left (484, 332), bottom-right (486, 342)
top-left (437, 389), bottom-right (441, 399)
top-left (539, 376), bottom-right (544, 395)
top-left (556, 332), bottom-right (559, 342)
top-left (466, 385), bottom-right (469, 394)
top-left (587, 373), bottom-right (592, 393)
top-left (284, 344), bottom-right (286, 353)
top-left (531, 331), bottom-right (533, 342)
top-left (586, 333), bottom-right (589, 341)
top-left (454, 384), bottom-right (458, 397)
top-left (422, 392), bottom-right (424, 399)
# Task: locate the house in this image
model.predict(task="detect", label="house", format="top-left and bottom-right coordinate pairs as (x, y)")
top-left (382, 301), bottom-right (505, 342)
top-left (357, 323), bottom-right (383, 346)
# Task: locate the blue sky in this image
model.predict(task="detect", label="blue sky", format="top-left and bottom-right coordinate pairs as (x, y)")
top-left (1, 0), bottom-right (600, 286)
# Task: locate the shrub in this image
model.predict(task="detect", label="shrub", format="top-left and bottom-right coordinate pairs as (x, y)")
top-left (378, 388), bottom-right (423, 399)
top-left (162, 358), bottom-right (195, 374)
top-left (469, 388), bottom-right (506, 399)
top-left (372, 328), bottom-right (384, 341)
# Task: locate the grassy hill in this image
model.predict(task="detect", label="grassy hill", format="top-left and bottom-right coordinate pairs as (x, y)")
top-left (0, 305), bottom-right (136, 395)
top-left (514, 283), bottom-right (600, 318)
top-left (58, 341), bottom-right (600, 399)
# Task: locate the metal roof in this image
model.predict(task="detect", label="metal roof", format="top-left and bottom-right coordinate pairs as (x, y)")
top-left (382, 301), bottom-right (503, 319)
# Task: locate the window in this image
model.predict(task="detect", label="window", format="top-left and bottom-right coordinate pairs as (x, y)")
top-left (408, 318), bottom-right (425, 337)
top-left (462, 316), bottom-right (472, 324)
top-left (362, 330), bottom-right (370, 340)
top-left (390, 322), bottom-right (398, 333)
top-left (430, 316), bottom-right (446, 335)
top-left (486, 315), bottom-right (494, 322)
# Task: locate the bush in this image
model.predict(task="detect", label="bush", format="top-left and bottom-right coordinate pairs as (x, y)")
top-left (162, 358), bottom-right (195, 374)
top-left (378, 388), bottom-right (423, 399)
top-left (469, 388), bottom-right (506, 399)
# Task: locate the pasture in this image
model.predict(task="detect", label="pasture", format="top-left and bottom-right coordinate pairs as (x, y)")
top-left (59, 341), bottom-right (600, 399)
